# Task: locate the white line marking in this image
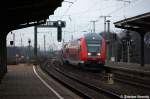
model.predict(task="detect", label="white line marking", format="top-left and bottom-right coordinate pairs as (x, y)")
top-left (33, 66), bottom-right (64, 99)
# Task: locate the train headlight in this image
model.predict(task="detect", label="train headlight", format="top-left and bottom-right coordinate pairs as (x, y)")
top-left (97, 53), bottom-right (101, 56)
top-left (88, 53), bottom-right (91, 56)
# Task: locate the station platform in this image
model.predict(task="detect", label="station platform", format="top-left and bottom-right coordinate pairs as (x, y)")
top-left (106, 62), bottom-right (150, 74)
top-left (0, 64), bottom-right (80, 99)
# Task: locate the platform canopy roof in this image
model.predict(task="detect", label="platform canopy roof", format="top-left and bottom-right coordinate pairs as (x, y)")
top-left (0, 0), bottom-right (63, 33)
top-left (114, 12), bottom-right (150, 67)
top-left (114, 12), bottom-right (150, 33)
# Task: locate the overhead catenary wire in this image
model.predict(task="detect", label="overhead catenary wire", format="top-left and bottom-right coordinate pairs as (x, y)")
top-left (60, 0), bottom-right (78, 20)
top-left (58, 2), bottom-right (122, 35)
top-left (108, 0), bottom-right (140, 16)
top-left (51, 0), bottom-right (142, 42)
top-left (69, 0), bottom-right (102, 16)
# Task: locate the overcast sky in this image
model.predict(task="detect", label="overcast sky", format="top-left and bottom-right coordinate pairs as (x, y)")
top-left (7, 0), bottom-right (150, 50)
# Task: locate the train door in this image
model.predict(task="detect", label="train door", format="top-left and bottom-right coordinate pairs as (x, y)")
top-left (76, 39), bottom-right (81, 62)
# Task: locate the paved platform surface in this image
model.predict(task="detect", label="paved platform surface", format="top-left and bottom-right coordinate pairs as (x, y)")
top-left (0, 64), bottom-right (80, 99)
top-left (106, 62), bottom-right (150, 73)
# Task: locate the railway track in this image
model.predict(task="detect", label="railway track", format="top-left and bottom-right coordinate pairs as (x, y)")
top-left (104, 65), bottom-right (150, 89)
top-left (41, 60), bottom-right (121, 99)
top-left (40, 59), bottom-right (150, 99)
top-left (58, 60), bottom-right (150, 93)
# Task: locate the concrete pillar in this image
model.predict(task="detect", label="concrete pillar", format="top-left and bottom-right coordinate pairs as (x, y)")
top-left (140, 33), bottom-right (145, 66)
top-left (0, 35), bottom-right (7, 80)
top-left (34, 26), bottom-right (37, 59)
top-left (0, 36), bottom-right (2, 79)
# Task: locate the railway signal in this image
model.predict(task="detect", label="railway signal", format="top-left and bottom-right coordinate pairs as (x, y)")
top-left (10, 41), bottom-right (14, 46)
top-left (38, 20), bottom-right (66, 28)
top-left (37, 20), bottom-right (66, 42)
top-left (34, 20), bottom-right (66, 60)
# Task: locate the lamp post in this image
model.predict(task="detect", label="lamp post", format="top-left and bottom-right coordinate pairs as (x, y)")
top-left (121, 39), bottom-right (126, 62)
top-left (127, 41), bottom-right (130, 63)
top-left (106, 20), bottom-right (111, 63)
top-left (127, 39), bottom-right (134, 63)
top-left (126, 32), bottom-right (131, 63)
top-left (28, 38), bottom-right (31, 59)
top-left (121, 31), bottom-right (132, 63)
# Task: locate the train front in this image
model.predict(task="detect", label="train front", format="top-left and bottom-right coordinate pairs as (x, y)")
top-left (80, 33), bottom-right (106, 69)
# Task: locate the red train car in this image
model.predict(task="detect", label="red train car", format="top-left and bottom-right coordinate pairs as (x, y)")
top-left (61, 33), bottom-right (106, 70)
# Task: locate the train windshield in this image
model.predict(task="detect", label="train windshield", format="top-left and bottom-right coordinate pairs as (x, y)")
top-left (86, 40), bottom-right (101, 52)
top-left (84, 33), bottom-right (102, 52)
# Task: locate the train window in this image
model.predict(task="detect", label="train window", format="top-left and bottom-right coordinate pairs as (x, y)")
top-left (77, 39), bottom-right (81, 52)
top-left (64, 44), bottom-right (67, 48)
top-left (77, 39), bottom-right (80, 44)
top-left (86, 40), bottom-right (101, 52)
top-left (86, 40), bottom-right (101, 44)
top-left (78, 45), bottom-right (81, 52)
top-left (87, 44), bottom-right (100, 52)
top-left (66, 48), bottom-right (69, 53)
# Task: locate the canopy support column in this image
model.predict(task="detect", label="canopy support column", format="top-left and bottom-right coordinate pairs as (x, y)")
top-left (140, 33), bottom-right (145, 66)
top-left (0, 34), bottom-right (7, 81)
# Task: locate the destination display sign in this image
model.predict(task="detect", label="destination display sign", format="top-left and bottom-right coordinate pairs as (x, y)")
top-left (37, 21), bottom-right (66, 28)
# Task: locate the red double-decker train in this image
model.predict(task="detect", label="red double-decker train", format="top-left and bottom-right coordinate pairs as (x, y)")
top-left (61, 33), bottom-right (106, 70)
